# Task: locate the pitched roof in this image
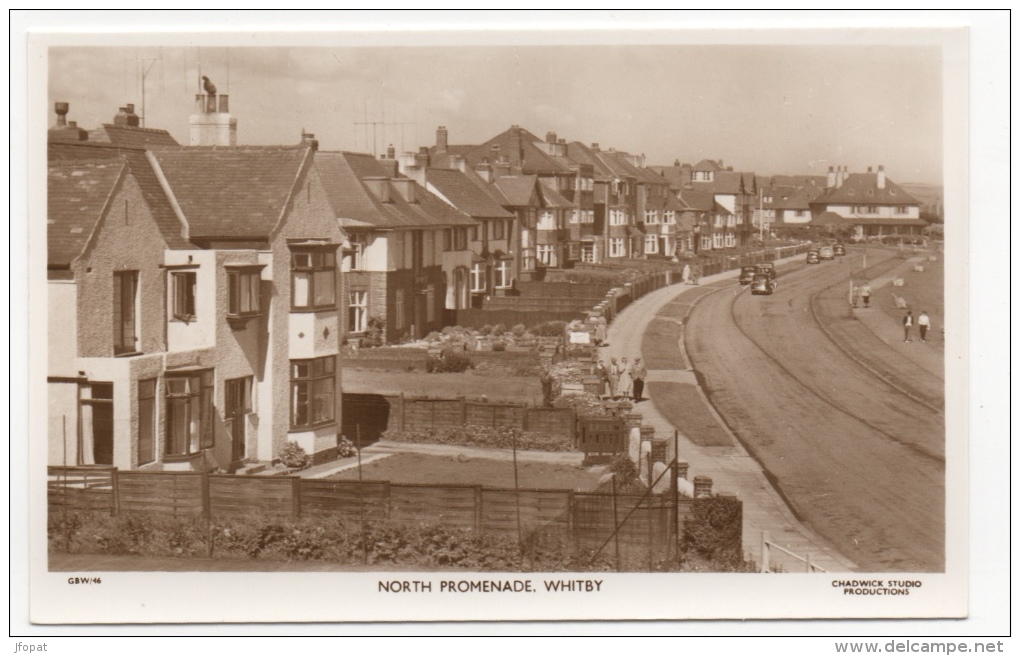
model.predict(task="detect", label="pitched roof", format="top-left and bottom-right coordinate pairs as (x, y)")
top-left (769, 174), bottom-right (827, 189)
top-left (316, 151), bottom-right (476, 229)
top-left (47, 141), bottom-right (191, 250)
top-left (676, 189), bottom-right (716, 212)
top-left (647, 165), bottom-right (687, 189)
top-left (48, 159), bottom-right (126, 268)
top-left (771, 185), bottom-right (824, 210)
top-left (149, 146), bottom-right (311, 239)
top-left (812, 173), bottom-right (920, 206)
top-left (464, 126), bottom-right (574, 175)
top-left (538, 182), bottom-right (574, 209)
top-left (566, 142), bottom-right (614, 179)
top-left (428, 144), bottom-right (475, 169)
top-left (690, 170), bottom-right (752, 195)
top-left (426, 167), bottom-right (514, 219)
top-left (89, 124), bottom-right (180, 148)
top-left (492, 175), bottom-right (539, 207)
top-left (692, 159), bottom-right (724, 172)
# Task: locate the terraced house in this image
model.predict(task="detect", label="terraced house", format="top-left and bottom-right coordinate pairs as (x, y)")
top-left (47, 100), bottom-right (347, 473)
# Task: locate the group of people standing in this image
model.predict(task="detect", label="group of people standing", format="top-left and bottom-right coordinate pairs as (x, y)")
top-left (902, 310), bottom-right (932, 343)
top-left (681, 262), bottom-right (702, 285)
top-left (595, 356), bottom-right (647, 403)
top-left (851, 281), bottom-right (873, 308)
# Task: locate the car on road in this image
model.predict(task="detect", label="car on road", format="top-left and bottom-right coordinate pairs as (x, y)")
top-left (833, 243), bottom-right (846, 256)
top-left (738, 266), bottom-right (758, 285)
top-left (756, 262), bottom-right (776, 280)
top-left (819, 245), bottom-right (835, 260)
top-left (806, 249), bottom-right (820, 264)
top-left (750, 273), bottom-right (777, 295)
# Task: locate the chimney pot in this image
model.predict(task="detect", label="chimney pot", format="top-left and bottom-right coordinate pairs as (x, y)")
top-left (386, 143), bottom-right (395, 160)
top-left (54, 101), bottom-right (69, 127)
top-left (592, 143), bottom-right (599, 150)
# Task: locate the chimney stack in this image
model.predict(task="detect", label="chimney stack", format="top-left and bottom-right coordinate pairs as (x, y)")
top-left (436, 126), bottom-right (448, 153)
top-left (475, 158), bottom-right (493, 183)
top-left (54, 102), bottom-right (69, 127)
top-left (867, 166), bottom-right (873, 173)
top-left (835, 165), bottom-right (845, 188)
top-left (877, 165), bottom-right (886, 189)
top-left (448, 153), bottom-right (468, 173)
top-left (546, 131), bottom-right (557, 144)
top-left (386, 143), bottom-right (395, 160)
top-left (827, 166), bottom-right (835, 188)
top-left (591, 143), bottom-right (600, 150)
top-left (300, 129), bottom-right (319, 151)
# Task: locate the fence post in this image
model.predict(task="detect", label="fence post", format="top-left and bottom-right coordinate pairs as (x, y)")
top-left (398, 393), bottom-right (406, 432)
top-left (110, 467), bottom-right (120, 517)
top-left (761, 531), bottom-right (770, 573)
top-left (292, 476), bottom-right (302, 519)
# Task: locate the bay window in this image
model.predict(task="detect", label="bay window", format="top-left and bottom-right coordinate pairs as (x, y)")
top-left (291, 247), bottom-right (336, 311)
top-left (537, 244), bottom-right (556, 266)
top-left (290, 356), bottom-right (335, 430)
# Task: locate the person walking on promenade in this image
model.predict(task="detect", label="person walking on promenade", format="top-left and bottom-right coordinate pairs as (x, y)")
top-left (682, 262), bottom-right (691, 285)
top-left (692, 263), bottom-right (702, 285)
top-left (860, 282), bottom-right (871, 308)
top-left (903, 310), bottom-right (914, 342)
top-left (851, 283), bottom-right (860, 308)
top-left (618, 356), bottom-right (632, 400)
top-left (918, 310), bottom-right (931, 343)
top-left (595, 360), bottom-right (610, 399)
top-left (608, 357), bottom-right (621, 400)
top-left (630, 357), bottom-right (647, 403)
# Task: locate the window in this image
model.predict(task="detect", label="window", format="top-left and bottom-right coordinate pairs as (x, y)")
top-left (645, 210), bottom-right (660, 225)
top-left (609, 238), bottom-right (625, 258)
top-left (538, 211), bottom-right (557, 230)
top-left (455, 228), bottom-right (468, 250)
top-left (425, 284), bottom-right (436, 322)
top-left (701, 235), bottom-right (712, 251)
top-left (290, 357), bottom-right (335, 429)
top-left (645, 234), bottom-right (659, 254)
top-left (493, 219), bottom-right (505, 240)
top-left (394, 289), bottom-right (405, 330)
top-left (569, 210), bottom-right (579, 224)
top-left (664, 211), bottom-right (676, 225)
top-left (495, 259), bottom-right (512, 289)
top-left (584, 210), bottom-right (594, 223)
top-left (113, 271), bottom-right (138, 355)
top-left (291, 247), bottom-right (336, 311)
top-left (581, 244), bottom-right (595, 263)
top-left (470, 225), bottom-right (479, 242)
top-left (138, 379), bottom-right (156, 465)
top-left (895, 206), bottom-right (909, 215)
top-left (610, 210), bottom-right (626, 226)
top-left (537, 244), bottom-right (556, 266)
top-left (348, 235), bottom-right (365, 270)
top-left (165, 370), bottom-right (214, 457)
top-left (795, 210), bottom-right (807, 218)
top-left (348, 290), bottom-right (368, 333)
top-left (470, 262), bottom-right (486, 293)
top-left (227, 267), bottom-right (262, 319)
top-left (521, 248), bottom-right (536, 272)
top-left (171, 271), bottom-right (196, 321)
top-left (443, 229), bottom-right (453, 251)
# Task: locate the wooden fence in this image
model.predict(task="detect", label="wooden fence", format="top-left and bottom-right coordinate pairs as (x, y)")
top-left (342, 393), bottom-right (577, 443)
top-left (576, 416), bottom-right (629, 463)
top-left (47, 466), bottom-right (701, 553)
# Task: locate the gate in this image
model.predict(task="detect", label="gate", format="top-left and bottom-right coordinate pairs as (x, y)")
top-left (576, 416), bottom-right (627, 463)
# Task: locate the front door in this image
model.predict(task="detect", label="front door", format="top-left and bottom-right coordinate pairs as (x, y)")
top-left (225, 377), bottom-right (252, 462)
top-left (82, 382), bottom-right (114, 465)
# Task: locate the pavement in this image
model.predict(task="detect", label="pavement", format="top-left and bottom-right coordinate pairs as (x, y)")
top-left (602, 257), bottom-right (860, 573)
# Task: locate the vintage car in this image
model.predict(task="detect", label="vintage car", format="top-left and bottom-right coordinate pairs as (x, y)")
top-left (833, 243), bottom-right (846, 256)
top-left (738, 265), bottom-right (758, 285)
top-left (819, 245), bottom-right (835, 260)
top-left (756, 262), bottom-right (777, 280)
top-left (806, 249), bottom-right (820, 264)
top-left (750, 273), bottom-right (778, 295)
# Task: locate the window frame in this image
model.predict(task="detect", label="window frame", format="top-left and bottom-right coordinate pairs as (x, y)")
top-left (470, 262), bottom-right (486, 293)
top-left (164, 369), bottom-right (214, 459)
top-left (113, 270), bottom-right (139, 356)
top-left (138, 378), bottom-right (157, 466)
top-left (348, 289), bottom-right (368, 334)
top-left (494, 259), bottom-right (512, 289)
top-left (609, 237), bottom-right (625, 258)
top-left (171, 271), bottom-right (197, 322)
top-left (290, 246), bottom-right (338, 312)
top-left (289, 356), bottom-right (336, 431)
top-left (226, 265), bottom-right (263, 320)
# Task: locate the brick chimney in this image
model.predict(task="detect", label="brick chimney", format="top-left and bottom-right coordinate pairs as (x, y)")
top-left (54, 102), bottom-right (68, 128)
top-left (546, 131), bottom-right (557, 144)
top-left (475, 157), bottom-right (493, 183)
top-left (385, 143), bottom-right (395, 160)
top-left (877, 165), bottom-right (886, 189)
top-left (827, 166), bottom-right (836, 189)
top-left (591, 143), bottom-right (600, 151)
top-left (48, 102), bottom-right (89, 142)
top-left (835, 165), bottom-right (845, 189)
top-left (436, 126), bottom-right (448, 153)
top-left (448, 153), bottom-right (468, 173)
top-left (300, 129), bottom-right (318, 151)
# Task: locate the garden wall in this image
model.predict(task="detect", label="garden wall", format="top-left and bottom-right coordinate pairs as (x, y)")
top-left (342, 393), bottom-right (576, 443)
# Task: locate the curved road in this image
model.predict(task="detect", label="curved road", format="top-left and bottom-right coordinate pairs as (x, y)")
top-left (685, 249), bottom-right (944, 572)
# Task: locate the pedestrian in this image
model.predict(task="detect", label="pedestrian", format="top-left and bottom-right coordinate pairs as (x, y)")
top-left (851, 283), bottom-right (860, 308)
top-left (682, 263), bottom-right (691, 285)
top-left (903, 310), bottom-right (914, 342)
top-left (594, 314), bottom-right (608, 347)
top-left (630, 357), bottom-right (647, 403)
top-left (618, 356), bottom-right (632, 400)
top-left (918, 310), bottom-right (931, 343)
top-left (608, 357), bottom-right (621, 400)
top-left (692, 263), bottom-right (701, 285)
top-left (595, 360), bottom-right (610, 399)
top-left (860, 282), bottom-right (871, 308)
top-left (540, 366), bottom-right (555, 407)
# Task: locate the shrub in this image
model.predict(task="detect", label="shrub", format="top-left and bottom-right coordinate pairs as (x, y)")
top-left (479, 324), bottom-right (493, 336)
top-left (425, 351), bottom-right (474, 373)
top-left (491, 323), bottom-right (507, 337)
top-left (278, 441), bottom-right (310, 469)
top-left (511, 323), bottom-right (527, 338)
top-left (682, 495), bottom-right (743, 561)
top-left (337, 436), bottom-right (358, 458)
top-left (382, 424), bottom-right (572, 452)
top-left (492, 340), bottom-right (506, 352)
top-left (609, 454), bottom-right (638, 486)
top-left (531, 320), bottom-right (567, 337)
top-left (552, 392), bottom-right (608, 416)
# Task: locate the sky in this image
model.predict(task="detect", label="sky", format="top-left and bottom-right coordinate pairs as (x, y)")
top-left (48, 44), bottom-right (943, 185)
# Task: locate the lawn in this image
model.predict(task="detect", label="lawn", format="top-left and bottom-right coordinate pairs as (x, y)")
top-left (646, 382), bottom-right (734, 447)
top-left (342, 369), bottom-right (543, 404)
top-left (327, 452), bottom-right (604, 491)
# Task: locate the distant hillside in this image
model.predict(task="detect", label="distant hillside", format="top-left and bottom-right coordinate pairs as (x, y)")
top-left (899, 183), bottom-right (944, 220)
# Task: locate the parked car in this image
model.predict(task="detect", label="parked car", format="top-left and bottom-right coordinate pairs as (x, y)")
top-left (819, 245), bottom-right (835, 260)
top-left (738, 265), bottom-right (758, 285)
top-left (806, 249), bottom-right (820, 264)
top-left (833, 243), bottom-right (846, 256)
top-left (756, 262), bottom-right (776, 280)
top-left (750, 273), bottom-right (777, 295)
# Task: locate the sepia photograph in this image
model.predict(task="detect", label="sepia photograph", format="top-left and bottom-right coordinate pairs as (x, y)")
top-left (18, 12), bottom-right (1004, 633)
